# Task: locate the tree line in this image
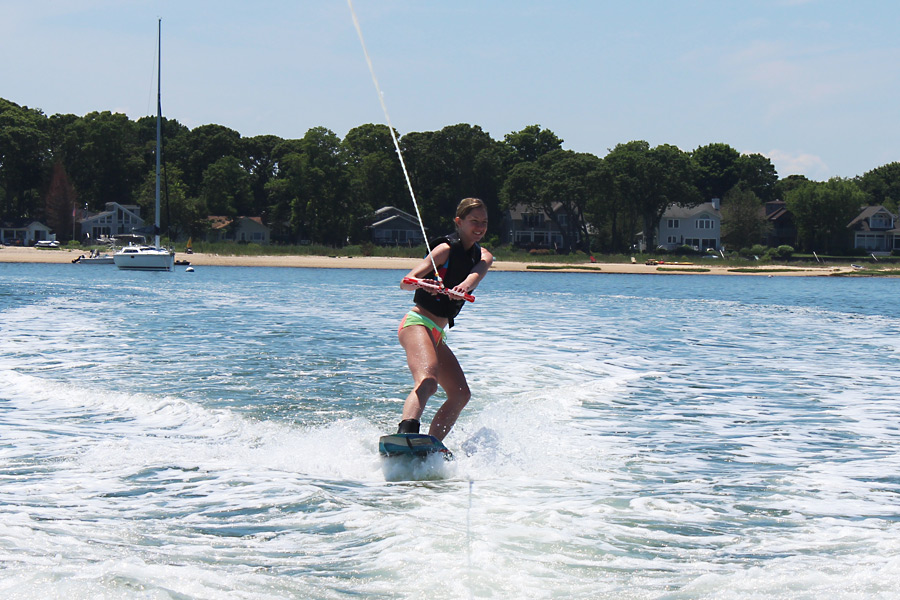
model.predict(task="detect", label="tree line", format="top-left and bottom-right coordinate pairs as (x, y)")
top-left (2, 96), bottom-right (899, 253)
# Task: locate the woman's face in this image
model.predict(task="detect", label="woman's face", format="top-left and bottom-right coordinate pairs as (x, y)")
top-left (456, 207), bottom-right (488, 244)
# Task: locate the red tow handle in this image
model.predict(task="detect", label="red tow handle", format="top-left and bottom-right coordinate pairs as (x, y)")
top-left (402, 277), bottom-right (475, 303)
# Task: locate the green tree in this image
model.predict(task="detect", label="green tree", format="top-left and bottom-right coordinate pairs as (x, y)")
top-left (0, 99), bottom-right (50, 218)
top-left (57, 111), bottom-right (144, 210)
top-left (582, 157), bottom-right (623, 252)
top-left (264, 151), bottom-right (304, 243)
top-left (240, 134), bottom-right (284, 216)
top-left (401, 124), bottom-right (500, 234)
top-left (720, 184), bottom-right (770, 250)
top-left (172, 124), bottom-right (241, 199)
top-left (135, 163), bottom-right (199, 241)
top-left (199, 156), bottom-right (253, 217)
top-left (501, 149), bottom-right (601, 252)
top-left (735, 153), bottom-right (778, 203)
top-left (693, 143), bottom-right (740, 200)
top-left (43, 161), bottom-right (78, 241)
top-left (503, 124), bottom-right (563, 164)
top-left (785, 178), bottom-right (866, 252)
top-left (775, 174), bottom-right (811, 201)
top-left (858, 162), bottom-right (900, 213)
top-left (598, 141), bottom-right (701, 252)
top-left (298, 127), bottom-right (349, 246)
top-left (597, 141), bottom-right (651, 252)
top-left (343, 123), bottom-right (406, 241)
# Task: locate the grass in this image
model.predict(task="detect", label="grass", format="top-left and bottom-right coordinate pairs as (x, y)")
top-left (832, 268), bottom-right (900, 277)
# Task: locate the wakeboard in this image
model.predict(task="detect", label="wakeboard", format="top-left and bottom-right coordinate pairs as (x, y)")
top-left (378, 433), bottom-right (453, 461)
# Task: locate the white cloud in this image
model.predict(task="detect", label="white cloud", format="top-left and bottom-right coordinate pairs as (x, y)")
top-left (764, 149), bottom-right (830, 180)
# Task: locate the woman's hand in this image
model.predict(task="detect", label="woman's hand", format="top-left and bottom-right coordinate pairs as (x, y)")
top-left (402, 277), bottom-right (475, 302)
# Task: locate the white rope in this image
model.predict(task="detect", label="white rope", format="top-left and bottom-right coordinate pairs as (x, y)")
top-left (347, 0), bottom-right (442, 284)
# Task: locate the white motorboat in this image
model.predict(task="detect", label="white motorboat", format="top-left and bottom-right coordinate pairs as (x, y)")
top-left (114, 244), bottom-right (174, 271)
top-left (115, 19), bottom-right (174, 273)
top-left (73, 250), bottom-right (115, 265)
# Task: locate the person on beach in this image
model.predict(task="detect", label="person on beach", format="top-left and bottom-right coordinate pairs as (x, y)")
top-left (396, 197), bottom-right (493, 441)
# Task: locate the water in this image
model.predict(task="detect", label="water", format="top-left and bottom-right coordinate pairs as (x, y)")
top-left (1, 263), bottom-right (899, 599)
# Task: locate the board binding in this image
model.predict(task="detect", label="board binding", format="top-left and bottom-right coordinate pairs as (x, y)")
top-left (379, 433), bottom-right (453, 460)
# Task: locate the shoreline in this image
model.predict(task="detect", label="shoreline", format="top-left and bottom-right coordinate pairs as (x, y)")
top-left (0, 246), bottom-right (865, 276)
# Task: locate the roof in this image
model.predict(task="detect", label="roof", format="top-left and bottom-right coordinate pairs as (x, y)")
top-left (374, 206), bottom-right (419, 221)
top-left (208, 216), bottom-right (232, 230)
top-left (506, 202), bottom-right (566, 218)
top-left (207, 216), bottom-right (268, 231)
top-left (0, 219), bottom-right (50, 229)
top-left (371, 213), bottom-right (422, 229)
top-left (662, 202), bottom-right (721, 219)
top-left (847, 205), bottom-right (897, 230)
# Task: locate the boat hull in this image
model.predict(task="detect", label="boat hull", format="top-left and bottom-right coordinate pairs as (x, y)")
top-left (113, 248), bottom-right (175, 271)
top-left (73, 256), bottom-right (115, 265)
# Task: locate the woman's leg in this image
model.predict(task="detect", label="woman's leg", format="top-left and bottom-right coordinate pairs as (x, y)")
top-left (398, 325), bottom-right (440, 424)
top-left (429, 343), bottom-right (471, 440)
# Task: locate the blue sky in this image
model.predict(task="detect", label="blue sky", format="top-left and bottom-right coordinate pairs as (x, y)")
top-left (2, 1), bottom-right (898, 181)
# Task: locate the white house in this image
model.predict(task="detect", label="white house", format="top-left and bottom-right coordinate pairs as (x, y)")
top-left (656, 200), bottom-right (722, 251)
top-left (207, 216), bottom-right (271, 244)
top-left (79, 202), bottom-right (145, 240)
top-left (0, 219), bottom-right (54, 245)
top-left (847, 206), bottom-right (899, 253)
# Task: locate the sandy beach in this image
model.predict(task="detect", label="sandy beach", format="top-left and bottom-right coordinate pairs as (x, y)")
top-left (0, 245), bottom-right (861, 276)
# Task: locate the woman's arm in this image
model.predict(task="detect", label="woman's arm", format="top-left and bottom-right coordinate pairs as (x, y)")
top-left (399, 243), bottom-right (452, 291)
top-left (452, 247), bottom-right (494, 295)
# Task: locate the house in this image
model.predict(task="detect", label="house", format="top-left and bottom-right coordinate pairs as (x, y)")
top-left (655, 200), bottom-right (722, 251)
top-left (207, 216), bottom-right (271, 244)
top-left (0, 219), bottom-right (54, 246)
top-left (762, 200), bottom-right (797, 248)
top-left (502, 202), bottom-right (576, 249)
top-left (78, 202), bottom-right (145, 241)
top-left (369, 206), bottom-right (426, 246)
top-left (847, 206), bottom-right (899, 253)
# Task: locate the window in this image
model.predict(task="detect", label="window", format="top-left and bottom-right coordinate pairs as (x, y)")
top-left (558, 214), bottom-right (568, 227)
top-left (667, 236), bottom-right (678, 244)
top-left (871, 215), bottom-right (893, 229)
top-left (856, 233), bottom-right (886, 251)
top-left (696, 218), bottom-right (714, 229)
top-left (668, 219), bottom-right (679, 228)
top-left (522, 213), bottom-right (544, 228)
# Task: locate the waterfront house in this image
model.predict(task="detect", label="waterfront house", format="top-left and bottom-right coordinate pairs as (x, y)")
top-left (762, 200), bottom-right (798, 248)
top-left (847, 206), bottom-right (899, 253)
top-left (369, 206), bottom-right (426, 246)
top-left (655, 200), bottom-right (722, 251)
top-left (0, 219), bottom-right (53, 246)
top-left (502, 202), bottom-right (577, 249)
top-left (207, 216), bottom-right (271, 244)
top-left (78, 202), bottom-right (144, 240)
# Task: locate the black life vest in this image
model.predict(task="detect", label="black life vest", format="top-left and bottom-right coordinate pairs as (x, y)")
top-left (414, 233), bottom-right (481, 328)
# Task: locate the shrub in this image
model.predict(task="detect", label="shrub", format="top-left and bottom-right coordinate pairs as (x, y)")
top-left (674, 244), bottom-right (700, 255)
top-left (774, 245), bottom-right (794, 259)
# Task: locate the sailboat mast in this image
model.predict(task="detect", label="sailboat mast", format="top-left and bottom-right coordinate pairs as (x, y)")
top-left (155, 18), bottom-right (162, 249)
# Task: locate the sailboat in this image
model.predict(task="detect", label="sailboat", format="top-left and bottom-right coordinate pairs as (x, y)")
top-left (115, 19), bottom-right (175, 272)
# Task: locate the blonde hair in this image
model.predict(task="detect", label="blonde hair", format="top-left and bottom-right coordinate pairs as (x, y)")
top-left (456, 197), bottom-right (486, 220)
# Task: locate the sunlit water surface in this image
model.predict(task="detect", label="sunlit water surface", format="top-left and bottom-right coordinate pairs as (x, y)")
top-left (1, 263), bottom-right (899, 599)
